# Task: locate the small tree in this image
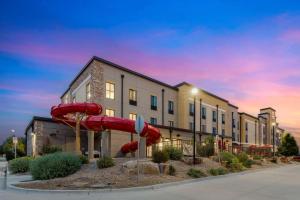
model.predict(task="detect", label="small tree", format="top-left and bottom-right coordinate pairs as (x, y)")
top-left (1, 136), bottom-right (26, 160)
top-left (278, 133), bottom-right (299, 156)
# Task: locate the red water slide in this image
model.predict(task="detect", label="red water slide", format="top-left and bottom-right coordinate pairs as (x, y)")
top-left (50, 103), bottom-right (161, 154)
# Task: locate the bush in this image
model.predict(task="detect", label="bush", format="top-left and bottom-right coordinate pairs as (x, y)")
top-left (9, 156), bottom-right (33, 174)
top-left (41, 145), bottom-right (62, 155)
top-left (243, 159), bottom-right (254, 168)
top-left (30, 152), bottom-right (81, 180)
top-left (187, 168), bottom-right (206, 178)
top-left (253, 155), bottom-right (262, 160)
top-left (79, 155), bottom-right (89, 164)
top-left (237, 152), bottom-right (249, 163)
top-left (197, 144), bottom-right (214, 157)
top-left (152, 150), bottom-right (169, 163)
top-left (97, 156), bottom-right (115, 169)
top-left (229, 158), bottom-right (244, 172)
top-left (220, 152), bottom-right (237, 167)
top-left (278, 133), bottom-right (299, 156)
top-left (168, 165), bottom-right (176, 176)
top-left (163, 146), bottom-right (183, 160)
top-left (209, 167), bottom-right (228, 176)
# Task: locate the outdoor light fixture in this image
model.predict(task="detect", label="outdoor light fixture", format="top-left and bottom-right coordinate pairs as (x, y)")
top-left (191, 87), bottom-right (198, 95)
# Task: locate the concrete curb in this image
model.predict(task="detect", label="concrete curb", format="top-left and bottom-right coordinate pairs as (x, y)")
top-left (7, 164), bottom-right (298, 194)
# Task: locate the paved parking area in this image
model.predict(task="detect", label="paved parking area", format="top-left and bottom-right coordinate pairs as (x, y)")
top-left (1, 164), bottom-right (300, 200)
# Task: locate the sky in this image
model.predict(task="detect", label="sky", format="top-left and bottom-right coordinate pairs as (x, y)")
top-left (0, 0), bottom-right (300, 144)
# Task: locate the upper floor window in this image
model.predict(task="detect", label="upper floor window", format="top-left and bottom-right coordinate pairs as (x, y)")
top-left (106, 82), bottom-right (115, 99)
top-left (129, 113), bottom-right (137, 121)
top-left (189, 122), bottom-right (194, 131)
top-left (245, 122), bottom-right (248, 131)
top-left (169, 120), bottom-right (174, 127)
top-left (232, 118), bottom-right (236, 128)
top-left (212, 127), bottom-right (217, 135)
top-left (222, 129), bottom-right (225, 136)
top-left (151, 95), bottom-right (157, 110)
top-left (232, 132), bottom-right (236, 141)
top-left (222, 113), bottom-right (225, 124)
top-left (237, 120), bottom-right (240, 130)
top-left (150, 117), bottom-right (157, 125)
top-left (245, 133), bottom-right (248, 143)
top-left (86, 83), bottom-right (91, 102)
top-left (72, 96), bottom-right (76, 103)
top-left (201, 125), bottom-right (206, 133)
top-left (201, 107), bottom-right (206, 119)
top-left (212, 111), bottom-right (217, 122)
top-left (168, 101), bottom-right (174, 114)
top-left (129, 89), bottom-right (137, 106)
top-left (189, 103), bottom-right (194, 116)
top-left (105, 109), bottom-right (115, 117)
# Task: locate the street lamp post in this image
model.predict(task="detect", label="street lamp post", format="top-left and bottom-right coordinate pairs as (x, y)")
top-left (191, 88), bottom-right (198, 165)
top-left (272, 122), bottom-right (276, 158)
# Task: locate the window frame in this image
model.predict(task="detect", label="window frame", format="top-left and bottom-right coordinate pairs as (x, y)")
top-left (86, 82), bottom-right (91, 102)
top-left (168, 100), bottom-right (174, 114)
top-left (129, 89), bottom-right (137, 106)
top-left (150, 95), bottom-right (158, 110)
top-left (212, 110), bottom-right (217, 122)
top-left (201, 107), bottom-right (206, 119)
top-left (150, 117), bottom-right (157, 125)
top-left (105, 108), bottom-right (115, 117)
top-left (189, 103), bottom-right (194, 116)
top-left (105, 82), bottom-right (115, 99)
top-left (129, 113), bottom-right (137, 121)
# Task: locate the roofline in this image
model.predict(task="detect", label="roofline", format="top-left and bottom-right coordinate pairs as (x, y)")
top-left (228, 103), bottom-right (239, 109)
top-left (175, 82), bottom-right (229, 103)
top-left (61, 56), bottom-right (178, 98)
top-left (24, 116), bottom-right (55, 135)
top-left (238, 112), bottom-right (258, 120)
top-left (260, 107), bottom-right (276, 112)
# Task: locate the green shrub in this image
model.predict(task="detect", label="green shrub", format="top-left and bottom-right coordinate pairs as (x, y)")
top-left (163, 146), bottom-right (183, 160)
top-left (9, 156), bottom-right (33, 174)
top-left (79, 155), bottom-right (89, 164)
top-left (209, 167), bottom-right (228, 176)
top-left (243, 159), bottom-right (254, 168)
top-left (152, 150), bottom-right (169, 163)
top-left (237, 152), bottom-right (249, 163)
top-left (197, 144), bottom-right (214, 157)
top-left (220, 152), bottom-right (236, 167)
top-left (97, 156), bottom-right (115, 169)
top-left (229, 157), bottom-right (244, 172)
top-left (41, 145), bottom-right (62, 155)
top-left (30, 152), bottom-right (81, 180)
top-left (168, 165), bottom-right (176, 176)
top-left (253, 155), bottom-right (262, 160)
top-left (187, 168), bottom-right (206, 178)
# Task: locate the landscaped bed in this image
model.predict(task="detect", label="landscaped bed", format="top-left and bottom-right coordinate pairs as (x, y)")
top-left (15, 156), bottom-right (297, 190)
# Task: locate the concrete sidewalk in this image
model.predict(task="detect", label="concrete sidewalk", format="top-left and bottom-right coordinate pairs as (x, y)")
top-left (1, 164), bottom-right (300, 200)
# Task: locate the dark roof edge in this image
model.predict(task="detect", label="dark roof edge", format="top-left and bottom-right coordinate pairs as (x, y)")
top-left (260, 107), bottom-right (276, 112)
top-left (174, 82), bottom-right (229, 103)
top-left (61, 56), bottom-right (179, 98)
top-left (228, 103), bottom-right (239, 109)
top-left (24, 116), bottom-right (55, 135)
top-left (238, 112), bottom-right (258, 120)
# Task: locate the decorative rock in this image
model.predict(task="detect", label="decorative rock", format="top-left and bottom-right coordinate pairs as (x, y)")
top-left (122, 160), bottom-right (160, 175)
top-left (183, 157), bottom-right (203, 165)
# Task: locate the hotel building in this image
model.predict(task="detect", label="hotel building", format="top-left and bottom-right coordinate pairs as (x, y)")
top-left (25, 56), bottom-right (286, 157)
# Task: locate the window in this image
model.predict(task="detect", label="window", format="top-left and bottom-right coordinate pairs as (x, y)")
top-left (212, 127), bottom-right (217, 135)
top-left (201, 107), bottom-right (206, 119)
top-left (237, 120), bottom-right (240, 130)
top-left (201, 125), bottom-right (206, 133)
top-left (129, 89), bottom-right (137, 106)
top-left (72, 96), bottom-right (76, 103)
top-left (150, 95), bottom-right (157, 110)
top-left (169, 121), bottom-right (174, 127)
top-left (232, 132), bottom-right (236, 141)
top-left (246, 133), bottom-right (248, 143)
top-left (222, 113), bottom-right (225, 124)
top-left (150, 117), bottom-right (157, 125)
top-left (105, 109), bottom-right (115, 117)
top-left (222, 129), bottom-right (225, 136)
top-left (105, 82), bottom-right (115, 99)
top-left (245, 122), bottom-right (248, 131)
top-left (189, 103), bottom-right (194, 116)
top-left (189, 122), bottom-right (194, 131)
top-left (129, 113), bottom-right (137, 121)
top-left (168, 101), bottom-right (174, 114)
top-left (86, 83), bottom-right (91, 102)
top-left (212, 111), bottom-right (217, 122)
top-left (237, 134), bottom-right (240, 142)
top-left (232, 118), bottom-right (236, 128)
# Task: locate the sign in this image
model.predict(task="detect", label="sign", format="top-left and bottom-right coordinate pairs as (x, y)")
top-left (12, 137), bottom-right (18, 145)
top-left (135, 115), bottom-right (145, 135)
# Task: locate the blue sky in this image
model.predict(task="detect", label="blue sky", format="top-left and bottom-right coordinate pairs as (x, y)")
top-left (1, 0), bottom-right (300, 142)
